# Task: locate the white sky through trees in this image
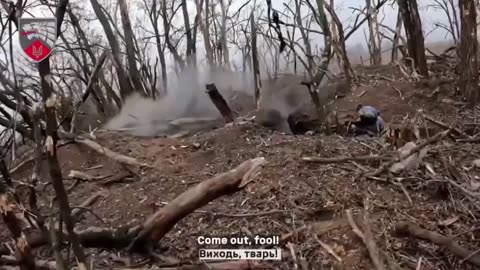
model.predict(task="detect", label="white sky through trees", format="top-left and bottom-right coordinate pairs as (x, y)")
top-left (0, 0), bottom-right (461, 71)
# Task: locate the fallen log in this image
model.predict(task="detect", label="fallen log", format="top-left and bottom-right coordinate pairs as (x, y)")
top-left (128, 157), bottom-right (266, 251)
top-left (205, 83), bottom-right (234, 123)
top-left (0, 158), bottom-right (266, 254)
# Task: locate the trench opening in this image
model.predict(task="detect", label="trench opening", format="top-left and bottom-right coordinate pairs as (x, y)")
top-left (286, 113), bottom-right (343, 135)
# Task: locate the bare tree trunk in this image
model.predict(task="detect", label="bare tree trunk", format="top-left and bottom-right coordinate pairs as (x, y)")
top-left (37, 1), bottom-right (89, 269)
top-left (161, 0), bottom-right (185, 69)
top-left (90, 0), bottom-right (134, 99)
top-left (181, 0), bottom-right (196, 66)
top-left (191, 10), bottom-right (202, 68)
top-left (391, 9), bottom-right (403, 62)
top-left (449, 0), bottom-right (460, 41)
top-left (68, 9), bottom-right (119, 110)
top-left (284, 9), bottom-right (298, 74)
top-left (205, 83), bottom-right (234, 123)
top-left (158, 48), bottom-right (168, 92)
top-left (241, 26), bottom-right (252, 73)
top-left (310, 0), bottom-right (332, 87)
top-left (196, 0), bottom-right (213, 65)
top-left (218, 0), bottom-right (230, 69)
top-left (397, 0), bottom-right (429, 77)
top-left (301, 0), bottom-right (333, 133)
top-left (373, 0), bottom-right (382, 63)
top-left (250, 14), bottom-right (261, 108)
top-left (294, 0), bottom-right (315, 74)
top-left (118, 0), bottom-right (145, 95)
top-left (211, 4), bottom-right (221, 64)
top-left (366, 0), bottom-right (381, 65)
top-left (324, 2), bottom-right (355, 85)
top-left (147, 0), bottom-right (168, 91)
top-left (458, 0), bottom-right (479, 104)
top-left (329, 0), bottom-right (342, 70)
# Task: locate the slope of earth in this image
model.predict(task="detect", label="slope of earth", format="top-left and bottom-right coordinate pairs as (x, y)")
top-left (335, 64), bottom-right (461, 124)
top-left (2, 65), bottom-right (479, 270)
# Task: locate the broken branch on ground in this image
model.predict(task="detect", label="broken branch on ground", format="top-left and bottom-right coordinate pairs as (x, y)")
top-left (394, 222), bottom-right (480, 267)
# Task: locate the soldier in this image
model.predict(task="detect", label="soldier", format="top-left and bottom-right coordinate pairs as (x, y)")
top-left (349, 104), bottom-right (385, 136)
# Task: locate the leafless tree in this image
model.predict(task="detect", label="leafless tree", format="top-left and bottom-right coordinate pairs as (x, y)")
top-left (390, 8), bottom-right (403, 62)
top-left (143, 0), bottom-right (168, 91)
top-left (218, 0), bottom-right (231, 69)
top-left (457, 0), bottom-right (479, 104)
top-left (365, 0), bottom-right (382, 65)
top-left (119, 0), bottom-right (145, 95)
top-left (250, 13), bottom-right (261, 106)
top-left (430, 0), bottom-right (460, 42)
top-left (90, 0), bottom-right (135, 99)
top-left (397, 0), bottom-right (429, 77)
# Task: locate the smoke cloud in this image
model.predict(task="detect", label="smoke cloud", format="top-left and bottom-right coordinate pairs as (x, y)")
top-left (104, 66), bottom-right (255, 137)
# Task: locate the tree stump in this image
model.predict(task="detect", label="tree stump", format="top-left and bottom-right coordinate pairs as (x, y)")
top-left (205, 83), bottom-right (234, 123)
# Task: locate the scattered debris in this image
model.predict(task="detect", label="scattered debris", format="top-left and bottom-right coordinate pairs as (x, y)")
top-left (389, 141), bottom-right (428, 173)
top-left (394, 222), bottom-right (480, 268)
top-left (3, 64), bottom-right (480, 270)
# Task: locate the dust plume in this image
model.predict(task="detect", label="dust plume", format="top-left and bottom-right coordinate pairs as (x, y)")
top-left (104, 66), bottom-right (255, 137)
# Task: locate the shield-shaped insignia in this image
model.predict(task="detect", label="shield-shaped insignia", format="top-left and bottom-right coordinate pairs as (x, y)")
top-left (18, 18), bottom-right (57, 63)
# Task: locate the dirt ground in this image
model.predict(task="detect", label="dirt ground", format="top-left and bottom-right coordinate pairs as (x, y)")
top-left (2, 64), bottom-right (480, 270)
